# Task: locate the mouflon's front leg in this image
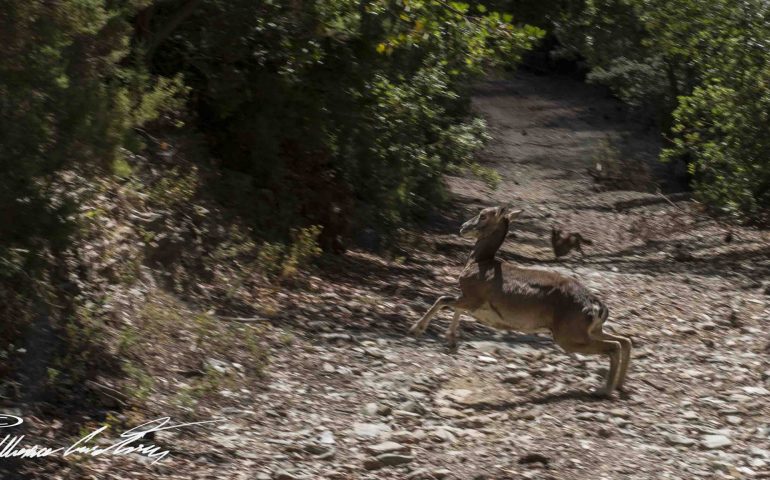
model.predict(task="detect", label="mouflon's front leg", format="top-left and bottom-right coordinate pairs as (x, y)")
top-left (409, 295), bottom-right (457, 337)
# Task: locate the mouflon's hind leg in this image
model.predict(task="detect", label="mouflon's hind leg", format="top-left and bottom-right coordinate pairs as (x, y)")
top-left (584, 338), bottom-right (622, 397)
top-left (595, 331), bottom-right (632, 391)
top-left (409, 295), bottom-right (457, 337)
top-left (556, 335), bottom-right (623, 398)
top-left (594, 339), bottom-right (623, 397)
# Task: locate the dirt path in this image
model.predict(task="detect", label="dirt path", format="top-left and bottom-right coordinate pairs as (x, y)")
top-left (59, 73), bottom-right (769, 480)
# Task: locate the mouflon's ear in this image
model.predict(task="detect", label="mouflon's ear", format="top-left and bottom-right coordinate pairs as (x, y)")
top-left (499, 204), bottom-right (515, 216)
top-left (506, 208), bottom-right (524, 221)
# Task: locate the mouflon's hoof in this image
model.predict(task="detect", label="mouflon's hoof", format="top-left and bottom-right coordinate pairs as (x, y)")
top-left (616, 384), bottom-right (633, 398)
top-left (408, 324), bottom-right (426, 337)
top-left (591, 387), bottom-right (615, 399)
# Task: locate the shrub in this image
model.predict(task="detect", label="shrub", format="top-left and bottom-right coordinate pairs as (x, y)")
top-left (664, 78), bottom-right (770, 217)
top-left (546, 0), bottom-right (770, 218)
top-left (256, 226), bottom-right (323, 280)
top-left (149, 0), bottom-right (543, 241)
top-left (0, 0), bottom-right (185, 274)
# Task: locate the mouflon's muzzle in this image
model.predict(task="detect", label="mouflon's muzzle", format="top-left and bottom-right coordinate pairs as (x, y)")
top-left (459, 219), bottom-right (476, 237)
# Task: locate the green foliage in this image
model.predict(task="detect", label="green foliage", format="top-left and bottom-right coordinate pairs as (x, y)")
top-left (145, 166), bottom-right (200, 207)
top-left (586, 57), bottom-right (667, 107)
top-left (551, 0), bottom-right (669, 109)
top-left (256, 226), bottom-right (323, 280)
top-left (283, 226), bottom-right (324, 277)
top-left (550, 0), bottom-right (770, 218)
top-left (112, 157), bottom-right (134, 178)
top-left (0, 0), bottom-right (186, 275)
top-left (42, 302), bottom-right (114, 398)
top-left (132, 74), bottom-right (189, 126)
top-left (123, 361), bottom-right (155, 402)
top-left (150, 0), bottom-right (543, 239)
top-left (469, 163), bottom-right (502, 188)
top-left (663, 77), bottom-right (770, 217)
top-left (256, 243), bottom-right (290, 280)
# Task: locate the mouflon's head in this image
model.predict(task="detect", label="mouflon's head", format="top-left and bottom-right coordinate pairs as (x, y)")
top-left (460, 205), bottom-right (523, 239)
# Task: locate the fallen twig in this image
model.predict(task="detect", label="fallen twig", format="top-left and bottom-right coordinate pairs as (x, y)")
top-left (85, 380), bottom-right (128, 406)
top-left (215, 315), bottom-right (270, 323)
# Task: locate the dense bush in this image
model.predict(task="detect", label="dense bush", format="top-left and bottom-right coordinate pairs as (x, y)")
top-left (0, 1), bottom-right (185, 401)
top-left (147, 0), bottom-right (543, 242)
top-left (0, 1), bottom-right (184, 278)
top-left (546, 0), bottom-right (770, 219)
top-left (0, 1), bottom-right (543, 258)
top-left (663, 74), bottom-right (770, 218)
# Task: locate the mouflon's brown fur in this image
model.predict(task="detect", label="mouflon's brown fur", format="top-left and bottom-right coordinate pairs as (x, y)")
top-left (409, 206), bottom-right (631, 397)
top-left (551, 226), bottom-right (593, 258)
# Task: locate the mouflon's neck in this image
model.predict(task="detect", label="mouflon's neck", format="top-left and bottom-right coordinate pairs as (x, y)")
top-left (469, 220), bottom-right (509, 263)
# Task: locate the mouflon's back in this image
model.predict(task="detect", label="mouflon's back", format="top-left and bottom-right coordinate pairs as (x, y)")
top-left (458, 259), bottom-right (603, 332)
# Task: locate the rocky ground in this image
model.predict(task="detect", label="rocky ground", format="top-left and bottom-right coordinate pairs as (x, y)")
top-left (234, 73), bottom-right (770, 480)
top-left (14, 72), bottom-right (770, 480)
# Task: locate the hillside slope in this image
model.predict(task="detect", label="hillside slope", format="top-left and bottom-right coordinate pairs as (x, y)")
top-left (16, 72), bottom-right (770, 480)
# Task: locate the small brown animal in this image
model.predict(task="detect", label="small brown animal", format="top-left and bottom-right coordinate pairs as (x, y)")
top-left (409, 206), bottom-right (632, 397)
top-left (551, 226), bottom-right (593, 258)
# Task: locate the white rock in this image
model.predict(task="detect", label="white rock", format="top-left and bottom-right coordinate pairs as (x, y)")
top-left (666, 433), bottom-right (696, 447)
top-left (365, 441), bottom-right (408, 455)
top-left (681, 410), bottom-right (699, 420)
top-left (477, 355), bottom-right (497, 364)
top-left (742, 386), bottom-right (770, 395)
top-left (317, 430), bottom-right (335, 444)
top-left (375, 453), bottom-right (414, 467)
top-left (363, 402), bottom-right (379, 416)
top-left (436, 407), bottom-right (465, 418)
top-left (204, 357), bottom-right (231, 374)
top-left (701, 434), bottom-right (731, 449)
top-left (430, 427), bottom-right (457, 443)
top-left (352, 422), bottom-right (391, 439)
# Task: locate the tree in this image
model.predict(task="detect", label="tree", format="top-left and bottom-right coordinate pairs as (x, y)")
top-left (0, 1), bottom-right (184, 275)
top-left (549, 0), bottom-right (770, 218)
top-left (146, 0), bottom-right (543, 241)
